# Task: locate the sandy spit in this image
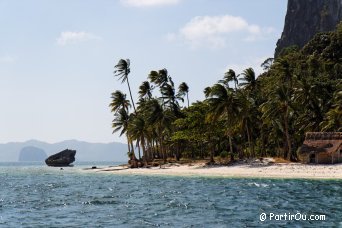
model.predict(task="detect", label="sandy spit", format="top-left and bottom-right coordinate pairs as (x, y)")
top-left (83, 163), bottom-right (342, 179)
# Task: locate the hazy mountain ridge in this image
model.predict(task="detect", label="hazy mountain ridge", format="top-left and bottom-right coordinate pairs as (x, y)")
top-left (0, 140), bottom-right (127, 162)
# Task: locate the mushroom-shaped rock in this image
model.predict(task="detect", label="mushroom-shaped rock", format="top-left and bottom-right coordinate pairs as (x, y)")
top-left (45, 149), bottom-right (76, 167)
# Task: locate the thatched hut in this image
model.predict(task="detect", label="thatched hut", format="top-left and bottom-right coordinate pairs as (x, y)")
top-left (299, 132), bottom-right (342, 164)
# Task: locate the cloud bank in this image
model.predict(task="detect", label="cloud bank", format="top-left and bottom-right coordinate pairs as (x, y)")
top-left (56, 31), bottom-right (101, 46)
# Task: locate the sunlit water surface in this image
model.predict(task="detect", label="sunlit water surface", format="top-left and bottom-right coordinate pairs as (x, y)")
top-left (0, 162), bottom-right (341, 227)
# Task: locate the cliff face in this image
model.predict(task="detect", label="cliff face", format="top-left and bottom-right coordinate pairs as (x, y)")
top-left (275, 0), bottom-right (342, 57)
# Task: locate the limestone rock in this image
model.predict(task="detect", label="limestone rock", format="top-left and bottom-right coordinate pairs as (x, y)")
top-left (275, 0), bottom-right (342, 57)
top-left (45, 149), bottom-right (76, 167)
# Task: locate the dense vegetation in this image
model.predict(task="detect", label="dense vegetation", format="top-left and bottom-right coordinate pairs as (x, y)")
top-left (110, 23), bottom-right (341, 166)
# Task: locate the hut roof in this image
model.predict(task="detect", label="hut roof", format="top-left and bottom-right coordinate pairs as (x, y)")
top-left (300, 132), bottom-right (342, 154)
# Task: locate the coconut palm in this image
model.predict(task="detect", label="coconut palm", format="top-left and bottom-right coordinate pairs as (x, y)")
top-left (178, 82), bottom-right (190, 107)
top-left (206, 83), bottom-right (240, 160)
top-left (221, 69), bottom-right (238, 90)
top-left (148, 69), bottom-right (169, 88)
top-left (112, 108), bottom-right (136, 160)
top-left (239, 68), bottom-right (257, 92)
top-left (138, 81), bottom-right (153, 100)
top-left (144, 98), bottom-right (175, 162)
top-left (114, 59), bottom-right (136, 112)
top-left (109, 90), bottom-right (130, 113)
top-left (260, 84), bottom-right (295, 161)
top-left (129, 115), bottom-right (150, 163)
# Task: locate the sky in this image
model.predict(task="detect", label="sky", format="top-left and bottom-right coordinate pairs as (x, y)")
top-left (0, 0), bottom-right (287, 144)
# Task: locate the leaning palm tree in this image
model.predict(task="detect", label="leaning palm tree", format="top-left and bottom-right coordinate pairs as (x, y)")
top-left (260, 84), bottom-right (295, 161)
top-left (221, 69), bottom-right (238, 90)
top-left (206, 83), bottom-right (240, 159)
top-left (114, 59), bottom-right (136, 112)
top-left (178, 82), bottom-right (190, 107)
top-left (128, 115), bottom-right (150, 163)
top-left (112, 108), bottom-right (136, 161)
top-left (148, 69), bottom-right (169, 88)
top-left (109, 90), bottom-right (130, 113)
top-left (138, 81), bottom-right (153, 100)
top-left (239, 68), bottom-right (256, 92)
top-left (144, 98), bottom-right (174, 162)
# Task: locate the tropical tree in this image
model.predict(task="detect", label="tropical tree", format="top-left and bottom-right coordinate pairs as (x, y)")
top-left (178, 82), bottom-right (190, 107)
top-left (109, 90), bottom-right (130, 113)
top-left (128, 114), bottom-right (150, 162)
top-left (138, 81), bottom-right (153, 100)
top-left (239, 68), bottom-right (257, 92)
top-left (114, 59), bottom-right (136, 112)
top-left (221, 69), bottom-right (238, 90)
top-left (206, 83), bottom-right (240, 160)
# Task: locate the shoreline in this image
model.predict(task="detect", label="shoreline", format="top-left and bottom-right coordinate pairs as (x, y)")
top-left (82, 162), bottom-right (342, 180)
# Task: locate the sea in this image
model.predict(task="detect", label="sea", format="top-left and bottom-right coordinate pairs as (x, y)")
top-left (0, 162), bottom-right (341, 227)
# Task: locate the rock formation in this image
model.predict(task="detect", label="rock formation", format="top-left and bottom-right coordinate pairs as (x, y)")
top-left (275, 0), bottom-right (342, 57)
top-left (18, 146), bottom-right (47, 162)
top-left (45, 149), bottom-right (76, 167)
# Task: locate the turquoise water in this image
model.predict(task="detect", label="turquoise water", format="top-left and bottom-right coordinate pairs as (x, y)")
top-left (0, 163), bottom-right (341, 227)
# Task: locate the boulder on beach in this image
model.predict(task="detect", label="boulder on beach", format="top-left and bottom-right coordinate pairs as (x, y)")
top-left (45, 149), bottom-right (76, 167)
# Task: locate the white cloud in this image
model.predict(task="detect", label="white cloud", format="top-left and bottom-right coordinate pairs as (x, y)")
top-left (0, 56), bottom-right (15, 64)
top-left (120, 0), bottom-right (181, 7)
top-left (56, 31), bottom-right (101, 46)
top-left (169, 15), bottom-right (276, 49)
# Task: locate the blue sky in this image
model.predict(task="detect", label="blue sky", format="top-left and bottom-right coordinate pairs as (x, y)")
top-left (0, 0), bottom-right (287, 144)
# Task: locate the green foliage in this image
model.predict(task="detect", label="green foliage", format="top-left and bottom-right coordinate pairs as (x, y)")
top-left (220, 151), bottom-right (228, 158)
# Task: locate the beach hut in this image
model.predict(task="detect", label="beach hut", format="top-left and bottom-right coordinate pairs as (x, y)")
top-left (299, 132), bottom-right (342, 164)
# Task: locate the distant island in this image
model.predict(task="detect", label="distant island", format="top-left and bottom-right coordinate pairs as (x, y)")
top-left (18, 146), bottom-right (47, 162)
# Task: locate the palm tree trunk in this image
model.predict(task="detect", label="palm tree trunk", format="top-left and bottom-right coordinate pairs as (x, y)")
top-left (130, 140), bottom-right (136, 160)
top-left (284, 106), bottom-right (292, 161)
top-left (245, 124), bottom-right (254, 157)
top-left (126, 134), bottom-right (131, 157)
top-left (137, 140), bottom-right (141, 160)
top-left (126, 77), bottom-right (136, 112)
top-left (186, 92), bottom-right (190, 108)
top-left (141, 139), bottom-right (147, 165)
top-left (228, 134), bottom-right (234, 161)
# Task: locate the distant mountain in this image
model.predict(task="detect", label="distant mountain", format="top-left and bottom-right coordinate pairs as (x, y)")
top-left (18, 146), bottom-right (47, 162)
top-left (0, 140), bottom-right (128, 162)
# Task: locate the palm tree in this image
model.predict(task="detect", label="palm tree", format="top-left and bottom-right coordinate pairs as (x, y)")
top-left (260, 84), bottom-right (295, 161)
top-left (320, 89), bottom-right (342, 131)
top-left (109, 90), bottom-right (130, 113)
top-left (138, 81), bottom-right (153, 100)
top-left (206, 83), bottom-right (240, 160)
top-left (112, 108), bottom-right (136, 161)
top-left (261, 58), bottom-right (274, 71)
top-left (178, 82), bottom-right (190, 107)
top-left (114, 59), bottom-right (136, 112)
top-left (148, 69), bottom-right (169, 88)
top-left (236, 91), bottom-right (256, 157)
top-left (129, 115), bottom-right (150, 163)
top-left (221, 69), bottom-right (238, 90)
top-left (144, 98), bottom-right (174, 162)
top-left (110, 89), bottom-right (138, 162)
top-left (239, 68), bottom-right (257, 92)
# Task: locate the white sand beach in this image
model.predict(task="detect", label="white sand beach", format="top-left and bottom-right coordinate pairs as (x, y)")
top-left (84, 162), bottom-right (342, 179)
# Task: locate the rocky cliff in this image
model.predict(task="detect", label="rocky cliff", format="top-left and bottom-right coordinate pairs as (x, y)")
top-left (275, 0), bottom-right (342, 57)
